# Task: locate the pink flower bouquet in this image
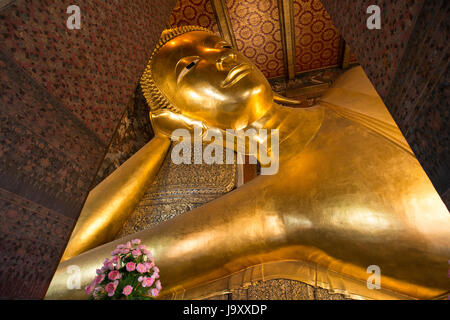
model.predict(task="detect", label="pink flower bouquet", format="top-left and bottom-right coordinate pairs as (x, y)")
top-left (85, 239), bottom-right (162, 300)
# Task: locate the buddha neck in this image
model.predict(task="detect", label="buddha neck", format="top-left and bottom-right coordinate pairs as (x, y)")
top-left (152, 102), bottom-right (325, 163)
top-left (246, 102), bottom-right (325, 157)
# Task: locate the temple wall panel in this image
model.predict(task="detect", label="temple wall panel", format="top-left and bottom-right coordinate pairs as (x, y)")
top-left (0, 0), bottom-right (177, 298)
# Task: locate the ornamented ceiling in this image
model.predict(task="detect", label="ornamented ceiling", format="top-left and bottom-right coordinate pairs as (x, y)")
top-left (293, 0), bottom-right (340, 72)
top-left (168, 0), bottom-right (358, 80)
top-left (226, 0), bottom-right (285, 78)
top-left (169, 0), bottom-right (220, 34)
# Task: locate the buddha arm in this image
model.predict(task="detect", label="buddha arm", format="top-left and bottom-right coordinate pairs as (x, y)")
top-left (45, 176), bottom-right (287, 299)
top-left (46, 145), bottom-right (449, 300)
top-left (60, 135), bottom-right (171, 262)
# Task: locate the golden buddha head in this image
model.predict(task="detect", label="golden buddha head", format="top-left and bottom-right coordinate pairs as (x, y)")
top-left (141, 26), bottom-right (273, 134)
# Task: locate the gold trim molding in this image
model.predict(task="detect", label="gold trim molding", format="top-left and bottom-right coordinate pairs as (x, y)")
top-left (278, 0), bottom-right (296, 80)
top-left (162, 260), bottom-right (426, 300)
top-left (210, 0), bottom-right (237, 48)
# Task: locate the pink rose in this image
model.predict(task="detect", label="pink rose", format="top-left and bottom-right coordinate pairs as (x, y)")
top-left (105, 282), bottom-right (117, 297)
top-left (142, 277), bottom-right (154, 288)
top-left (136, 263), bottom-right (146, 274)
top-left (104, 260), bottom-right (114, 270)
top-left (137, 244), bottom-right (147, 251)
top-left (155, 280), bottom-right (162, 291)
top-left (111, 256), bottom-right (120, 263)
top-left (138, 276), bottom-right (143, 282)
top-left (108, 270), bottom-right (122, 280)
top-left (120, 249), bottom-right (130, 254)
top-left (150, 288), bottom-right (159, 297)
top-left (144, 262), bottom-right (153, 270)
top-left (126, 262), bottom-right (136, 272)
top-left (126, 241), bottom-right (132, 249)
top-left (132, 239), bottom-right (141, 245)
top-left (85, 284), bottom-right (94, 296)
top-left (122, 285), bottom-right (133, 296)
top-left (132, 250), bottom-right (142, 257)
top-left (93, 274), bottom-right (105, 285)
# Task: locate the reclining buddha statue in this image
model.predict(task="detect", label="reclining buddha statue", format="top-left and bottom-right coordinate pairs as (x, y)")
top-left (46, 26), bottom-right (449, 300)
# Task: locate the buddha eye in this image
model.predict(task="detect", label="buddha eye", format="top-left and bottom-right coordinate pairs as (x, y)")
top-left (186, 61), bottom-right (196, 70)
top-left (215, 41), bottom-right (232, 50)
top-left (185, 59), bottom-right (199, 70)
top-left (177, 58), bottom-right (200, 84)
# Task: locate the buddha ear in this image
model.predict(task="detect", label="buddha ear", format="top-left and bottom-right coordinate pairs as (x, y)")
top-left (272, 92), bottom-right (304, 105)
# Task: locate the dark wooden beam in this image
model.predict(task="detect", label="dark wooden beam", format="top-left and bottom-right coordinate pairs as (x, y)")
top-left (278, 0), bottom-right (296, 80)
top-left (341, 41), bottom-right (352, 69)
top-left (210, 0), bottom-right (237, 48)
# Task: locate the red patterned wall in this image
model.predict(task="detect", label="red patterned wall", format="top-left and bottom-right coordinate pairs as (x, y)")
top-left (226, 0), bottom-right (285, 78)
top-left (169, 0), bottom-right (219, 34)
top-left (0, 0), bottom-right (176, 298)
top-left (293, 0), bottom-right (341, 73)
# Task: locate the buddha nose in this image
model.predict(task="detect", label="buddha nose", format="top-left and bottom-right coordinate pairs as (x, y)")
top-left (216, 51), bottom-right (237, 71)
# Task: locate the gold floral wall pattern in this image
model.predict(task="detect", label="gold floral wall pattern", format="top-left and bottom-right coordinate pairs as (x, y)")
top-left (169, 0), bottom-right (220, 34)
top-left (293, 0), bottom-right (341, 72)
top-left (226, 0), bottom-right (285, 78)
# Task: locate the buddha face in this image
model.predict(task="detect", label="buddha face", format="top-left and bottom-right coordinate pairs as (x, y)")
top-left (151, 31), bottom-right (273, 130)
